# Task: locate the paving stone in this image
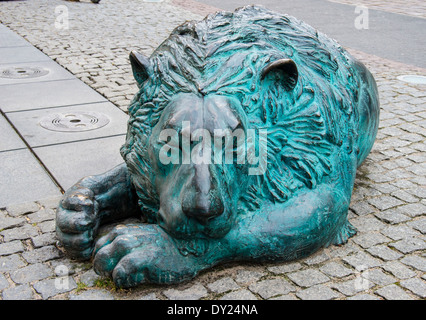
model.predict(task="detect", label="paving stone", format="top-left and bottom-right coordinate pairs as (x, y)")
top-left (287, 269), bottom-right (330, 288)
top-left (5, 202), bottom-right (39, 217)
top-left (0, 240), bottom-right (24, 256)
top-left (350, 201), bottom-right (376, 216)
top-left (0, 273), bottom-right (9, 290)
top-left (400, 255), bottom-right (426, 272)
top-left (368, 196), bottom-right (404, 211)
top-left (37, 196), bottom-right (62, 210)
top-left (220, 289), bottom-right (258, 300)
top-left (33, 277), bottom-right (77, 300)
top-left (10, 263), bottom-right (53, 284)
top-left (0, 224), bottom-right (39, 242)
top-left (1, 284), bottom-right (34, 300)
top-left (27, 209), bottom-right (56, 224)
top-left (347, 293), bottom-right (381, 300)
top-left (391, 190), bottom-right (419, 203)
top-left (400, 278), bottom-right (426, 298)
top-left (367, 245), bottom-right (403, 261)
top-left (374, 209), bottom-right (411, 224)
top-left (342, 252), bottom-right (382, 271)
top-left (79, 269), bottom-right (100, 287)
top-left (163, 284), bottom-right (208, 300)
top-left (267, 262), bottom-right (303, 275)
top-left (352, 232), bottom-right (390, 249)
top-left (381, 225), bottom-right (420, 240)
top-left (350, 216), bottom-right (387, 233)
top-left (319, 262), bottom-right (354, 278)
top-left (389, 237), bottom-right (426, 254)
top-left (248, 278), bottom-right (295, 299)
top-left (0, 254), bottom-right (26, 273)
top-left (69, 289), bottom-right (114, 300)
top-left (22, 245), bottom-right (62, 264)
top-left (397, 203), bottom-right (426, 218)
top-left (235, 270), bottom-right (266, 285)
top-left (383, 261), bottom-right (417, 279)
top-left (303, 251), bottom-right (331, 265)
top-left (296, 284), bottom-right (341, 300)
top-left (363, 269), bottom-right (396, 286)
top-left (0, 79), bottom-right (106, 113)
top-left (207, 277), bottom-right (240, 294)
top-left (375, 284), bottom-right (414, 300)
top-left (331, 278), bottom-right (374, 296)
top-left (38, 220), bottom-right (55, 233)
top-left (0, 212), bottom-right (26, 230)
top-left (139, 293), bottom-right (159, 300)
top-left (407, 218), bottom-right (426, 234)
top-left (31, 232), bottom-right (57, 248)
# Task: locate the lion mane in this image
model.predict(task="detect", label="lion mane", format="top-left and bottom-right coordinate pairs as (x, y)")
top-left (121, 5), bottom-right (362, 219)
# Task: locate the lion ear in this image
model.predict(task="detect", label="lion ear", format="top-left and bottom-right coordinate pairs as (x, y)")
top-left (130, 51), bottom-right (151, 87)
top-left (260, 59), bottom-right (298, 90)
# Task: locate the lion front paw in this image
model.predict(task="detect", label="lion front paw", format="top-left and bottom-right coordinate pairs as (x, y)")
top-left (56, 185), bottom-right (99, 260)
top-left (93, 224), bottom-right (200, 287)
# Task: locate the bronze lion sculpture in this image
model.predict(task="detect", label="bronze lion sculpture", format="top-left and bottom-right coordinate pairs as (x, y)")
top-left (56, 5), bottom-right (379, 287)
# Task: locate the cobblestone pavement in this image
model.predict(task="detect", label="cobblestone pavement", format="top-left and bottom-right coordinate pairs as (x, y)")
top-left (0, 0), bottom-right (425, 300)
top-left (327, 0), bottom-right (426, 19)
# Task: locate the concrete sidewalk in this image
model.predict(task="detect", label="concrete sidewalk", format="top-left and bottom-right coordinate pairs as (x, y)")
top-left (0, 24), bottom-right (128, 207)
top-left (0, 0), bottom-right (425, 300)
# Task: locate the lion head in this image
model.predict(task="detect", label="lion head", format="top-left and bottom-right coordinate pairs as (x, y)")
top-left (120, 6), bottom-right (361, 242)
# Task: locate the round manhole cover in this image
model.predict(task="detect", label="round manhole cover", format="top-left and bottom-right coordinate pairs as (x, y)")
top-left (0, 66), bottom-right (49, 79)
top-left (39, 112), bottom-right (110, 132)
top-left (397, 75), bottom-right (426, 85)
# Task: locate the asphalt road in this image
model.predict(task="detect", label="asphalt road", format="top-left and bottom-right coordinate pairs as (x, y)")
top-left (196, 0), bottom-right (426, 69)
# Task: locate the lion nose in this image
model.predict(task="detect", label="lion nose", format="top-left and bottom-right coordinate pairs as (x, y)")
top-left (182, 164), bottom-right (224, 223)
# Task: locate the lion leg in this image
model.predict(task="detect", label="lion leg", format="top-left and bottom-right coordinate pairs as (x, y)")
top-left (56, 163), bottom-right (140, 259)
top-left (221, 183), bottom-right (355, 262)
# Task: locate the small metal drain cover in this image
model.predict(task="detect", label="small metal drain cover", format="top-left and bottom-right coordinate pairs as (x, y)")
top-left (39, 111), bottom-right (110, 132)
top-left (397, 75), bottom-right (426, 85)
top-left (0, 66), bottom-right (49, 79)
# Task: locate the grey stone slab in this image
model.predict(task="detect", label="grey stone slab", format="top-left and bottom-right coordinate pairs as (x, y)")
top-left (33, 277), bottom-right (77, 300)
top-left (8, 102), bottom-right (128, 148)
top-left (220, 289), bottom-right (258, 300)
top-left (400, 278), bottom-right (426, 298)
top-left (0, 46), bottom-right (51, 64)
top-left (2, 284), bottom-right (34, 300)
top-left (0, 149), bottom-right (61, 208)
top-left (69, 289), bottom-right (114, 300)
top-left (33, 135), bottom-right (126, 190)
top-left (296, 284), bottom-right (341, 300)
top-left (163, 284), bottom-right (208, 300)
top-left (0, 273), bottom-right (9, 291)
top-left (207, 277), bottom-right (240, 294)
top-left (0, 31), bottom-right (31, 48)
top-left (0, 240), bottom-right (24, 256)
top-left (375, 284), bottom-right (414, 300)
top-left (287, 269), bottom-right (330, 288)
top-left (0, 79), bottom-right (107, 113)
top-left (10, 263), bottom-right (53, 284)
top-left (0, 254), bottom-right (26, 273)
top-left (0, 114), bottom-right (26, 152)
top-left (248, 278), bottom-right (295, 299)
top-left (0, 61), bottom-right (74, 86)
